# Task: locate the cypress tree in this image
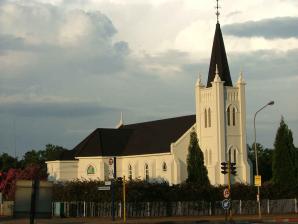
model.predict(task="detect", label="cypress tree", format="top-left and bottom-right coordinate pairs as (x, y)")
top-left (272, 117), bottom-right (296, 186)
top-left (186, 129), bottom-right (210, 185)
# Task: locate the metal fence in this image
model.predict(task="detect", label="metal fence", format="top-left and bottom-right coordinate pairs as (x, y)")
top-left (53, 198), bottom-right (298, 217)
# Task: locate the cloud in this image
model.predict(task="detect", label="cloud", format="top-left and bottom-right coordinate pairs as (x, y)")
top-left (223, 17), bottom-right (298, 39)
top-left (0, 98), bottom-right (117, 117)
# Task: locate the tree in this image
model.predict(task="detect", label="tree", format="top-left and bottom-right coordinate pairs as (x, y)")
top-left (272, 117), bottom-right (296, 186)
top-left (41, 144), bottom-right (67, 161)
top-left (186, 129), bottom-right (210, 185)
top-left (248, 143), bottom-right (273, 182)
top-left (0, 153), bottom-right (18, 172)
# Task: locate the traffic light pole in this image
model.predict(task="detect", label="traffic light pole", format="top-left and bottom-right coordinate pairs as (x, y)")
top-left (228, 161), bottom-right (232, 219)
top-left (123, 175), bottom-right (126, 223)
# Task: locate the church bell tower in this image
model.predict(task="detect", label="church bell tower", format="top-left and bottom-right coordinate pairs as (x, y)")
top-left (195, 5), bottom-right (251, 185)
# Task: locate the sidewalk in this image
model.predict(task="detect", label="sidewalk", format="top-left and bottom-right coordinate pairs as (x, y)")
top-left (0, 214), bottom-right (297, 224)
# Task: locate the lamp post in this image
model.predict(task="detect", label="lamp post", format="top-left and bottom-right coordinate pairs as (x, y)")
top-left (253, 100), bottom-right (274, 219)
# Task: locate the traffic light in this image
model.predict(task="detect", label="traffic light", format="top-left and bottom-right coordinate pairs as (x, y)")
top-left (117, 177), bottom-right (123, 187)
top-left (230, 162), bottom-right (237, 176)
top-left (221, 162), bottom-right (228, 174)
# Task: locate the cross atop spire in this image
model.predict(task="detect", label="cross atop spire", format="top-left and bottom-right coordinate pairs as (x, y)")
top-left (216, 0), bottom-right (220, 24)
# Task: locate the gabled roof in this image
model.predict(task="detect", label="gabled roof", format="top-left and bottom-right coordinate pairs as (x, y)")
top-left (60, 115), bottom-right (196, 159)
top-left (207, 23), bottom-right (233, 87)
top-left (120, 115), bottom-right (196, 156)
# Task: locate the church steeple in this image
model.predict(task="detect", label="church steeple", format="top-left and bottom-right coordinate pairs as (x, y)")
top-left (206, 2), bottom-right (232, 87)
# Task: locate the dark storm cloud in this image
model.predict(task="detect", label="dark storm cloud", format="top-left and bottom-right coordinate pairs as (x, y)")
top-left (223, 17), bottom-right (298, 39)
top-left (0, 101), bottom-right (119, 117)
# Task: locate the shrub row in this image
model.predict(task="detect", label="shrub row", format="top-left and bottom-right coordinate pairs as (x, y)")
top-left (53, 180), bottom-right (298, 202)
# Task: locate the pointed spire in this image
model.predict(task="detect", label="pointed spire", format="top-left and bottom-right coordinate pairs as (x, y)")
top-left (116, 112), bottom-right (124, 128)
top-left (206, 22), bottom-right (233, 87)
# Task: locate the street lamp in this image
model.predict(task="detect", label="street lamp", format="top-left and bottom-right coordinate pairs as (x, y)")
top-left (253, 100), bottom-right (274, 219)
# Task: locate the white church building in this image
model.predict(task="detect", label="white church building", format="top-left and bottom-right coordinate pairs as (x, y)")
top-left (46, 19), bottom-right (252, 186)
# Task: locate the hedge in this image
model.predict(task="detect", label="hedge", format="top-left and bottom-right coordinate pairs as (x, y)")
top-left (53, 180), bottom-right (298, 202)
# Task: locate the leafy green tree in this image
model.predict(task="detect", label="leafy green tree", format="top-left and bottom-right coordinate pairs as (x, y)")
top-left (272, 117), bottom-right (296, 186)
top-left (248, 143), bottom-right (273, 182)
top-left (0, 153), bottom-right (18, 172)
top-left (186, 129), bottom-right (210, 185)
top-left (41, 144), bottom-right (67, 161)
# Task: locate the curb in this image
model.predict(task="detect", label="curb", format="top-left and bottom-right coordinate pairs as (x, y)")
top-left (263, 218), bottom-right (298, 223)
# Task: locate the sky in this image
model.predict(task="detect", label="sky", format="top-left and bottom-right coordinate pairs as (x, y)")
top-left (0, 0), bottom-right (297, 157)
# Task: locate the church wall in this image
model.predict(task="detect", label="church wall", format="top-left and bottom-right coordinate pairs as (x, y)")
top-left (76, 157), bottom-right (105, 180)
top-left (46, 161), bottom-right (78, 181)
top-left (117, 154), bottom-right (174, 185)
top-left (171, 125), bottom-right (195, 184)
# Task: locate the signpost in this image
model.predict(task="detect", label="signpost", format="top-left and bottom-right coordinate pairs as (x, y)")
top-left (221, 161), bottom-right (237, 222)
top-left (108, 158), bottom-right (114, 180)
top-left (223, 188), bottom-right (230, 199)
top-left (221, 199), bottom-right (231, 210)
top-left (254, 175), bottom-right (261, 187)
top-left (98, 186), bottom-right (110, 191)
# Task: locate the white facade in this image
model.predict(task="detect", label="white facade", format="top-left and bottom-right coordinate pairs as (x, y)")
top-left (195, 69), bottom-right (251, 185)
top-left (46, 125), bottom-right (194, 185)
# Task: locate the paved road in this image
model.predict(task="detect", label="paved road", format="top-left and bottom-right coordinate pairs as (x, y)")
top-left (0, 215), bottom-right (298, 224)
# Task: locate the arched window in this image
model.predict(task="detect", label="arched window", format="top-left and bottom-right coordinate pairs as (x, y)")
top-left (232, 107), bottom-right (236, 126)
top-left (228, 148), bottom-right (237, 163)
top-left (87, 165), bottom-right (95, 175)
top-left (233, 149), bottom-right (237, 163)
top-left (208, 108), bottom-right (211, 127)
top-left (128, 164), bottom-right (132, 180)
top-left (162, 162), bottom-right (167, 172)
top-left (144, 163), bottom-right (149, 181)
top-left (204, 109), bottom-right (207, 128)
top-left (227, 107), bottom-right (231, 126)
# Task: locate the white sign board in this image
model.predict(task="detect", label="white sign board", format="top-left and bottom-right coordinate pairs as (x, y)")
top-left (108, 158), bottom-right (114, 179)
top-left (105, 181), bottom-right (111, 186)
top-left (98, 186), bottom-right (110, 191)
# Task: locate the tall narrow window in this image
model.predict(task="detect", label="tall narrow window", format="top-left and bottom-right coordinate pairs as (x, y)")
top-left (227, 107), bottom-right (230, 126)
top-left (228, 150), bottom-right (232, 163)
top-left (128, 164), bottom-right (132, 180)
top-left (208, 108), bottom-right (211, 127)
top-left (204, 109), bottom-right (207, 128)
top-left (144, 163), bottom-right (149, 181)
top-left (233, 150), bottom-right (237, 163)
top-left (209, 150), bottom-right (212, 165)
top-left (162, 162), bottom-right (167, 172)
top-left (232, 107), bottom-right (236, 126)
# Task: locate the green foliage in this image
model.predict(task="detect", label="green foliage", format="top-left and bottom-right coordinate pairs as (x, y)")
top-left (186, 130), bottom-right (210, 185)
top-left (248, 143), bottom-right (273, 182)
top-left (52, 180), bottom-right (298, 202)
top-left (0, 153), bottom-right (18, 172)
top-left (272, 117), bottom-right (297, 186)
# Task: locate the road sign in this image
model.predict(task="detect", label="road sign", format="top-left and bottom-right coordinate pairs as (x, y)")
top-left (108, 158), bottom-right (114, 179)
top-left (98, 186), bottom-right (111, 191)
top-left (105, 181), bottom-right (111, 186)
top-left (221, 199), bottom-right (231, 210)
top-left (254, 175), bottom-right (261, 187)
top-left (223, 188), bottom-right (230, 199)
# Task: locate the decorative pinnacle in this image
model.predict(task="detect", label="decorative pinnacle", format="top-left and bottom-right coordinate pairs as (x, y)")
top-left (196, 72), bottom-right (203, 86)
top-left (215, 0), bottom-right (220, 23)
top-left (214, 64), bottom-right (221, 82)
